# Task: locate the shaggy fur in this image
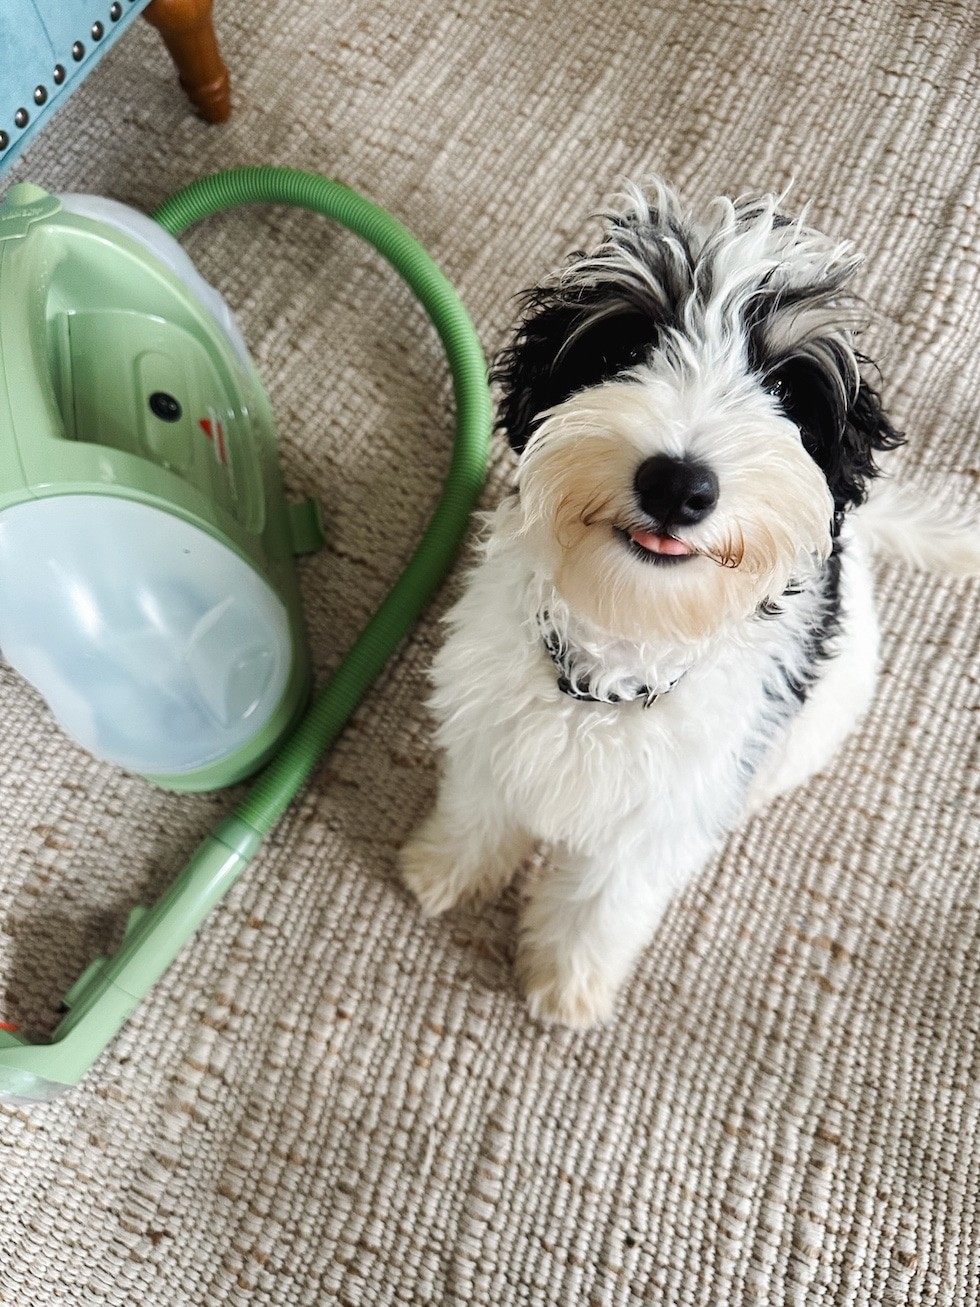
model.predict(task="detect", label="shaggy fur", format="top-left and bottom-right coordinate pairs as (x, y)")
top-left (400, 179), bottom-right (980, 1027)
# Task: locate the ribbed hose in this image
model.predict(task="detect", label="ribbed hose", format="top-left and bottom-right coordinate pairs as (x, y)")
top-left (153, 167), bottom-right (491, 832)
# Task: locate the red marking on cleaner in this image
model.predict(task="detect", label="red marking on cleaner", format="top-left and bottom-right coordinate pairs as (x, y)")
top-left (198, 418), bottom-right (228, 466)
top-left (0, 1022), bottom-right (19, 1032)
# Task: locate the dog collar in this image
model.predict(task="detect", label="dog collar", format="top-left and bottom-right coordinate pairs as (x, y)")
top-left (537, 611), bottom-right (683, 707)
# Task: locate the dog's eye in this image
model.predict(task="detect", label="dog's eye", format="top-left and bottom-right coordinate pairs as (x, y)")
top-left (764, 358), bottom-right (844, 463)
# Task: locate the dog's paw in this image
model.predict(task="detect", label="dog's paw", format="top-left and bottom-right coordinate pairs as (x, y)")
top-left (399, 819), bottom-right (466, 918)
top-left (517, 947), bottom-right (617, 1029)
top-left (400, 813), bottom-right (527, 918)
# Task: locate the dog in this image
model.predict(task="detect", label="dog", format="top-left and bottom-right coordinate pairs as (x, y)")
top-left (400, 178), bottom-right (980, 1028)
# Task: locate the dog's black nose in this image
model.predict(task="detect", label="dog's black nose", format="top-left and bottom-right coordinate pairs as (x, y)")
top-left (633, 454), bottom-right (719, 526)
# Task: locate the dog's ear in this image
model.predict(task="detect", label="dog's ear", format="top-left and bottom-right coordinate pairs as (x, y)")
top-left (835, 373), bottom-right (905, 525)
top-left (491, 279), bottom-right (662, 454)
top-left (767, 349), bottom-right (904, 529)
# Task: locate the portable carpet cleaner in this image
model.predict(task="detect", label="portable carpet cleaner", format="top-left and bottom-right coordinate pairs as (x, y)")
top-left (0, 167), bottom-right (491, 1103)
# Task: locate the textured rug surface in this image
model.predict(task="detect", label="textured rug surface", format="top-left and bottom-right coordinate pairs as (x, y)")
top-left (2, 1), bottom-right (978, 1303)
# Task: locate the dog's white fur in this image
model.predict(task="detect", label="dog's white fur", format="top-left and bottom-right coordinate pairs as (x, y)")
top-left (400, 180), bottom-right (980, 1027)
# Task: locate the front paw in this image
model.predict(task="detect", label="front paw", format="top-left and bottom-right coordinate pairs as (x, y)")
top-left (516, 945), bottom-right (617, 1029)
top-left (399, 815), bottom-right (466, 918)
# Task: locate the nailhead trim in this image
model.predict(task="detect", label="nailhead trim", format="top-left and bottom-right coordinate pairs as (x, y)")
top-left (5, 7), bottom-right (143, 154)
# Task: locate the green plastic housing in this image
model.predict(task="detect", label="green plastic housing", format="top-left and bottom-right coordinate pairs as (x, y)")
top-left (0, 182), bottom-right (322, 791)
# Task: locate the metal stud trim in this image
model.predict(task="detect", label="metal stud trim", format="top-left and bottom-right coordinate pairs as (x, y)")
top-left (7, 9), bottom-right (145, 156)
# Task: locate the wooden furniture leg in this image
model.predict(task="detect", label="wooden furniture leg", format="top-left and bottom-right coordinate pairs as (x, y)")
top-left (143, 0), bottom-right (231, 124)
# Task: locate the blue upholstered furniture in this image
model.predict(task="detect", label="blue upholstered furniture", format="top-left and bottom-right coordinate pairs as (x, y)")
top-left (0, 0), bottom-right (229, 176)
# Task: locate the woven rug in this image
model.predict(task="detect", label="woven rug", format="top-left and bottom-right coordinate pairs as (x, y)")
top-left (2, 1), bottom-right (978, 1302)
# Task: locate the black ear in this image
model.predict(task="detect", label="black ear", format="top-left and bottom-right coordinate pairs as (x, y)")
top-left (768, 349), bottom-right (905, 530)
top-left (491, 279), bottom-right (664, 455)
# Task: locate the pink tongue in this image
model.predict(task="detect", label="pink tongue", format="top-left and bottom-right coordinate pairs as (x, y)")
top-left (629, 529), bottom-right (692, 556)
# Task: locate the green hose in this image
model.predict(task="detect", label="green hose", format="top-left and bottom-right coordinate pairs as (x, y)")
top-left (154, 167), bottom-right (491, 832)
top-left (0, 166), bottom-right (491, 1102)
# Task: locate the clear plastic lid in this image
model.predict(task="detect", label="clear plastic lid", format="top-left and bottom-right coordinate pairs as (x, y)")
top-left (0, 496), bottom-right (292, 775)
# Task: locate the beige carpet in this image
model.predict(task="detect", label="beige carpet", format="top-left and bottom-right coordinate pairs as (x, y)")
top-left (2, 1), bottom-right (979, 1302)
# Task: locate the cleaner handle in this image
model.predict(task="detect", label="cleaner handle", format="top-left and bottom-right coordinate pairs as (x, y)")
top-left (0, 818), bottom-right (261, 1102)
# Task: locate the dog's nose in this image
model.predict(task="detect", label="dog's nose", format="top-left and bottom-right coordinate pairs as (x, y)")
top-left (633, 454), bottom-right (719, 526)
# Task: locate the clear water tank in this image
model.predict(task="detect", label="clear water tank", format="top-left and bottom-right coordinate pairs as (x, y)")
top-left (0, 495), bottom-right (293, 775)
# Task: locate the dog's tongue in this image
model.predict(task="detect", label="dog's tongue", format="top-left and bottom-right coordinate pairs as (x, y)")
top-left (629, 529), bottom-right (692, 556)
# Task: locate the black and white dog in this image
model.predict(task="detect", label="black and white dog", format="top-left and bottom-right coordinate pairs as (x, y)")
top-left (400, 179), bottom-right (980, 1027)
